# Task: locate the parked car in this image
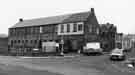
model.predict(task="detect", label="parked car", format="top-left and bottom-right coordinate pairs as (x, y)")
top-left (124, 58), bottom-right (135, 68)
top-left (123, 48), bottom-right (132, 52)
top-left (32, 48), bottom-right (40, 56)
top-left (83, 42), bottom-right (103, 55)
top-left (110, 48), bottom-right (126, 60)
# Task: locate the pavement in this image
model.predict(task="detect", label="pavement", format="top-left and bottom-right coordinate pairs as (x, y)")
top-left (0, 54), bottom-right (135, 75)
top-left (18, 53), bottom-right (82, 59)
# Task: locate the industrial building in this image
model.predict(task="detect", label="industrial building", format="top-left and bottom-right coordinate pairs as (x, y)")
top-left (8, 8), bottom-right (116, 55)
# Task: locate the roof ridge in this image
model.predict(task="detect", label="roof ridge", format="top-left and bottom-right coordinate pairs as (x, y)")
top-left (22, 11), bottom-right (90, 21)
top-left (11, 11), bottom-right (90, 28)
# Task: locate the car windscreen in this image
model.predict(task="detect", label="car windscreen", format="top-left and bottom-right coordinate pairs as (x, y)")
top-left (112, 49), bottom-right (123, 54)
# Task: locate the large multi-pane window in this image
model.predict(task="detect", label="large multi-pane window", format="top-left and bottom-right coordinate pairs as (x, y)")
top-left (67, 24), bottom-right (70, 32)
top-left (61, 24), bottom-right (64, 33)
top-left (73, 23), bottom-right (77, 32)
top-left (78, 24), bottom-right (83, 31)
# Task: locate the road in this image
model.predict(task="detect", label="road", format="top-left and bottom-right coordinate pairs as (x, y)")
top-left (0, 55), bottom-right (134, 75)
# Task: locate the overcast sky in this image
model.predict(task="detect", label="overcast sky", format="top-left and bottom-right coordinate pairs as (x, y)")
top-left (0, 0), bottom-right (135, 34)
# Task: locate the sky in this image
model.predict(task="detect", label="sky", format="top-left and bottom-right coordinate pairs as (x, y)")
top-left (0, 0), bottom-right (135, 34)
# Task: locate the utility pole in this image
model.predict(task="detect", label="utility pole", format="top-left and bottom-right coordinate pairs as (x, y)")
top-left (60, 36), bottom-right (64, 56)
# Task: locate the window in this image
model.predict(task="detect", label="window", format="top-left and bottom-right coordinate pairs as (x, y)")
top-left (61, 24), bottom-right (64, 33)
top-left (25, 40), bottom-right (28, 43)
top-left (33, 27), bottom-right (37, 34)
top-left (42, 26), bottom-right (46, 33)
top-left (89, 25), bottom-right (92, 32)
top-left (18, 40), bottom-right (20, 43)
top-left (40, 26), bottom-right (42, 33)
top-left (55, 25), bottom-right (58, 33)
top-left (14, 40), bottom-right (16, 44)
top-left (67, 24), bottom-right (70, 32)
top-left (35, 40), bottom-right (37, 44)
top-left (96, 28), bottom-right (99, 34)
top-left (22, 40), bottom-right (24, 43)
top-left (78, 24), bottom-right (83, 31)
top-left (10, 40), bottom-right (14, 46)
top-left (11, 40), bottom-right (13, 44)
top-left (44, 40), bottom-right (47, 42)
top-left (36, 27), bottom-right (40, 33)
top-left (73, 23), bottom-right (77, 32)
top-left (30, 40), bottom-right (33, 44)
top-left (50, 40), bottom-right (53, 41)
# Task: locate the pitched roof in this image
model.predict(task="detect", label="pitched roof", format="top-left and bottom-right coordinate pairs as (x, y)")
top-left (11, 11), bottom-right (90, 28)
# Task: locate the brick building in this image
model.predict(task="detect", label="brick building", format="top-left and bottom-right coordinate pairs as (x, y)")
top-left (8, 8), bottom-right (100, 55)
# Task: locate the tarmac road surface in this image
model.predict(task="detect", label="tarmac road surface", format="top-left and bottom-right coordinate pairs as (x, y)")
top-left (0, 55), bottom-right (134, 75)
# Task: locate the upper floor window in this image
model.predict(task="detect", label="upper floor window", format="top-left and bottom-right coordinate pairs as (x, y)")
top-left (67, 24), bottom-right (70, 32)
top-left (55, 25), bottom-right (58, 33)
top-left (73, 23), bottom-right (77, 32)
top-left (25, 40), bottom-right (28, 43)
top-left (78, 24), bottom-right (83, 31)
top-left (35, 40), bottom-right (37, 44)
top-left (61, 24), bottom-right (64, 33)
top-left (14, 40), bottom-right (17, 44)
top-left (30, 40), bottom-right (33, 44)
top-left (40, 26), bottom-right (42, 33)
top-left (89, 25), bottom-right (92, 32)
top-left (18, 40), bottom-right (20, 43)
top-left (34, 27), bottom-right (39, 34)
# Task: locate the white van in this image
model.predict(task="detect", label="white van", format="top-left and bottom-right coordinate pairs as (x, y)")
top-left (83, 42), bottom-right (103, 55)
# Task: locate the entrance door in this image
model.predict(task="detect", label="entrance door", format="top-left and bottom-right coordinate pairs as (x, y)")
top-left (71, 40), bottom-right (78, 52)
top-left (63, 40), bottom-right (72, 53)
top-left (64, 39), bottom-right (78, 53)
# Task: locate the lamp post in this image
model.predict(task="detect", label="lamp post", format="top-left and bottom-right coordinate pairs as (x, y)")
top-left (60, 39), bottom-right (64, 56)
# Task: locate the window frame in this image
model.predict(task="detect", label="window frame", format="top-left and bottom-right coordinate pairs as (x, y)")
top-left (67, 23), bottom-right (70, 32)
top-left (73, 23), bottom-right (77, 32)
top-left (60, 24), bottom-right (64, 33)
top-left (89, 25), bottom-right (93, 33)
top-left (77, 22), bottom-right (83, 31)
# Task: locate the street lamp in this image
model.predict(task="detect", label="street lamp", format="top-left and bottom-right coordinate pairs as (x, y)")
top-left (60, 39), bottom-right (64, 55)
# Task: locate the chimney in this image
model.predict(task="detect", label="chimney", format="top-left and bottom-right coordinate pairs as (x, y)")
top-left (90, 8), bottom-right (95, 16)
top-left (19, 18), bottom-right (23, 22)
top-left (91, 8), bottom-right (94, 13)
